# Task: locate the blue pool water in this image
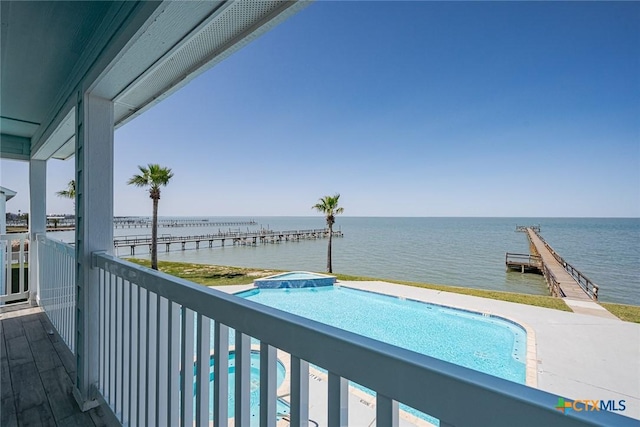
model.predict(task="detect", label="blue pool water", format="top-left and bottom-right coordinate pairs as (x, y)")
top-left (238, 285), bottom-right (526, 423)
top-left (196, 351), bottom-right (289, 423)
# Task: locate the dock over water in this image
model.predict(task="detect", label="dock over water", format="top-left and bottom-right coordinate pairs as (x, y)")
top-left (114, 228), bottom-right (343, 255)
top-left (526, 228), bottom-right (596, 301)
top-left (507, 227), bottom-right (618, 319)
top-left (508, 226), bottom-right (598, 301)
top-left (113, 218), bottom-right (257, 229)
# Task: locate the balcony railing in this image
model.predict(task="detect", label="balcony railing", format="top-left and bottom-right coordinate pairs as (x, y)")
top-left (1, 232), bottom-right (29, 304)
top-left (91, 253), bottom-right (632, 427)
top-left (37, 234), bottom-right (77, 352)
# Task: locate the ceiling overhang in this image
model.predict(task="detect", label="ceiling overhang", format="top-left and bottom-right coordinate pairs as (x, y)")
top-left (1, 0), bottom-right (310, 162)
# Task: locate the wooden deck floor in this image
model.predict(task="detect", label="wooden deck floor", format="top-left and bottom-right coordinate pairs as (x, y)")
top-left (526, 229), bottom-right (592, 301)
top-left (1, 304), bottom-right (118, 427)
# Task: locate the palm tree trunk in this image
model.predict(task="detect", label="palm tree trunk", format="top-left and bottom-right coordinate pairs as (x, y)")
top-left (151, 197), bottom-right (158, 270)
top-left (327, 224), bottom-right (333, 273)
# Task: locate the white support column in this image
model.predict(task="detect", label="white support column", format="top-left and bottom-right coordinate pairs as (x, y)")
top-left (29, 159), bottom-right (47, 305)
top-left (73, 92), bottom-right (114, 411)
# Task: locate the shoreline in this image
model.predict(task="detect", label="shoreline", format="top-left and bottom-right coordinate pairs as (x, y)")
top-left (126, 258), bottom-right (640, 323)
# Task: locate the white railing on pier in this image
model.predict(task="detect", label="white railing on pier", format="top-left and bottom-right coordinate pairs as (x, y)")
top-left (92, 254), bottom-right (633, 427)
top-left (1, 232), bottom-right (29, 304)
top-left (37, 234), bottom-right (76, 353)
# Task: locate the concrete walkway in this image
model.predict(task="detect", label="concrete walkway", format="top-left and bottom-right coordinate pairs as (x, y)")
top-left (563, 298), bottom-right (620, 319)
top-left (218, 281), bottom-right (640, 422)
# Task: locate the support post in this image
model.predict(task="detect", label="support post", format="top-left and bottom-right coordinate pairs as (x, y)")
top-left (73, 93), bottom-right (114, 411)
top-left (29, 159), bottom-right (47, 306)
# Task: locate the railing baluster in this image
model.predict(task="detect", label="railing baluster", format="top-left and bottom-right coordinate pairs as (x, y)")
top-left (129, 282), bottom-right (138, 426)
top-left (99, 269), bottom-right (105, 395)
top-left (156, 296), bottom-right (169, 427)
top-left (376, 394), bottom-right (398, 427)
top-left (328, 373), bottom-right (348, 427)
top-left (138, 287), bottom-right (148, 427)
top-left (181, 308), bottom-right (195, 427)
top-left (167, 302), bottom-right (180, 427)
top-left (234, 331), bottom-right (251, 426)
top-left (260, 342), bottom-right (277, 427)
top-left (195, 314), bottom-right (211, 427)
top-left (18, 237), bottom-right (25, 294)
top-left (115, 276), bottom-right (123, 418)
top-left (290, 356), bottom-right (309, 427)
top-left (213, 322), bottom-right (229, 426)
top-left (147, 291), bottom-right (158, 426)
top-left (122, 279), bottom-right (130, 426)
top-left (109, 270), bottom-right (116, 403)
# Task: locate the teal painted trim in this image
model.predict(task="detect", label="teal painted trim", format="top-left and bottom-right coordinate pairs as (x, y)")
top-left (0, 134), bottom-right (30, 160)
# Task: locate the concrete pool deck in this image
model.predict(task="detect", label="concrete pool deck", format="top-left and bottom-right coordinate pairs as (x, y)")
top-left (218, 280), bottom-right (640, 423)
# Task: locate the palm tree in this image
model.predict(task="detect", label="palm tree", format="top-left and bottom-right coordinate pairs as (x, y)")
top-left (56, 179), bottom-right (76, 209)
top-left (312, 194), bottom-right (344, 273)
top-left (127, 164), bottom-right (173, 270)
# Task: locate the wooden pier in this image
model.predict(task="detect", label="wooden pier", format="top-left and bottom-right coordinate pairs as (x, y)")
top-left (113, 218), bottom-right (257, 229)
top-left (114, 228), bottom-right (343, 255)
top-left (507, 226), bottom-right (599, 301)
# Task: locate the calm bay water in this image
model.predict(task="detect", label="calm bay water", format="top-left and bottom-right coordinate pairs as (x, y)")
top-left (50, 217), bottom-right (639, 305)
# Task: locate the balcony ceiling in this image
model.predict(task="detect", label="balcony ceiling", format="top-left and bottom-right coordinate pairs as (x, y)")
top-left (0, 0), bottom-right (307, 161)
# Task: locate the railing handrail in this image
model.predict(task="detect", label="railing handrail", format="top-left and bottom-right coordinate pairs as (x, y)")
top-left (506, 252), bottom-right (542, 260)
top-left (530, 229), bottom-right (599, 300)
top-left (0, 232), bottom-right (30, 240)
top-left (36, 233), bottom-right (75, 256)
top-left (93, 253), bottom-right (629, 426)
top-left (543, 264), bottom-right (564, 298)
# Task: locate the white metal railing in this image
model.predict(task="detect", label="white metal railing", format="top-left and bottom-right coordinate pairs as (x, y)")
top-left (92, 254), bottom-right (634, 427)
top-left (0, 232), bottom-right (29, 304)
top-left (37, 234), bottom-right (76, 352)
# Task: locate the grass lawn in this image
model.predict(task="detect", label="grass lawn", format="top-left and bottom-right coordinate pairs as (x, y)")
top-left (126, 259), bottom-right (279, 286)
top-left (334, 273), bottom-right (572, 312)
top-left (600, 302), bottom-right (640, 324)
top-left (125, 260), bottom-right (640, 322)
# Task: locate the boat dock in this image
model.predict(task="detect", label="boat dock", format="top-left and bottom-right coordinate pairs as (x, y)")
top-left (113, 218), bottom-right (257, 229)
top-left (507, 227), bottom-right (599, 301)
top-left (114, 228), bottom-right (343, 255)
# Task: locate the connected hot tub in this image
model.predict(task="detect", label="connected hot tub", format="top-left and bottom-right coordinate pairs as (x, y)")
top-left (254, 271), bottom-right (336, 289)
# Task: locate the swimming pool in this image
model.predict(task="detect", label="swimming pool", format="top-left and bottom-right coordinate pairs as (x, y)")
top-left (254, 271), bottom-right (336, 288)
top-left (237, 285), bottom-right (527, 423)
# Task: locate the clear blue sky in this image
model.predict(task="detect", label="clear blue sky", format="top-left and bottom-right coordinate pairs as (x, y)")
top-left (2, 1), bottom-right (639, 217)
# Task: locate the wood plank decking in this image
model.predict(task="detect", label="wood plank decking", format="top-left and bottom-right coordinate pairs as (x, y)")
top-left (525, 229), bottom-right (593, 301)
top-left (1, 304), bottom-right (118, 427)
